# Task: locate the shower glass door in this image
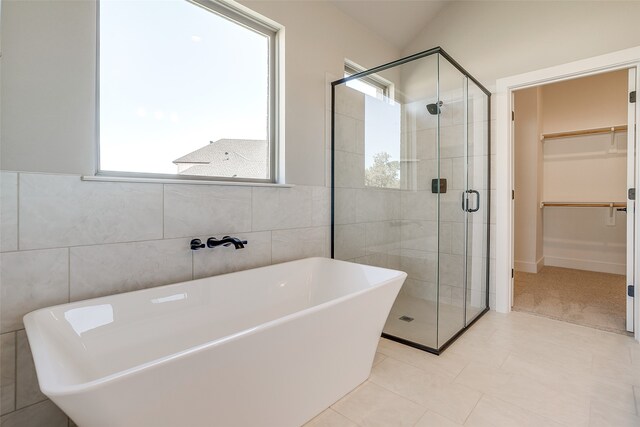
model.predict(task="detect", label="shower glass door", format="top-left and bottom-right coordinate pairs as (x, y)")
top-left (379, 54), bottom-right (440, 349)
top-left (465, 80), bottom-right (490, 326)
top-left (438, 57), bottom-right (489, 344)
top-left (331, 48), bottom-right (490, 354)
top-left (437, 56), bottom-right (467, 345)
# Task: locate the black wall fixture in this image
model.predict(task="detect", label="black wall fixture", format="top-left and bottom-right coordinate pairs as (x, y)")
top-left (190, 237), bottom-right (248, 250)
top-left (190, 239), bottom-right (206, 250)
top-left (426, 101), bottom-right (443, 115)
top-left (432, 178), bottom-right (447, 194)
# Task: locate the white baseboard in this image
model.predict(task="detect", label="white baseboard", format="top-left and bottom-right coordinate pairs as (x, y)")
top-left (543, 256), bottom-right (625, 275)
top-left (514, 258), bottom-right (543, 274)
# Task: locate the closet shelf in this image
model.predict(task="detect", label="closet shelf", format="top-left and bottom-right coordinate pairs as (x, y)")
top-left (541, 125), bottom-right (627, 140)
top-left (540, 202), bottom-right (626, 208)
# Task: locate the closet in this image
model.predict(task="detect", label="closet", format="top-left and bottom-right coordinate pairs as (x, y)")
top-left (513, 69), bottom-right (634, 334)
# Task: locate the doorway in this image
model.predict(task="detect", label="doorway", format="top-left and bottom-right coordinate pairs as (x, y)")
top-left (495, 46), bottom-right (640, 341)
top-left (512, 70), bottom-right (633, 334)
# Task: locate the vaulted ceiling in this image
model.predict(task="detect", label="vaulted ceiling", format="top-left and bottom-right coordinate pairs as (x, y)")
top-left (329, 1), bottom-right (449, 50)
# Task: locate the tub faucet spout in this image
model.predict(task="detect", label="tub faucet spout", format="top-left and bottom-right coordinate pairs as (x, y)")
top-left (207, 236), bottom-right (247, 249)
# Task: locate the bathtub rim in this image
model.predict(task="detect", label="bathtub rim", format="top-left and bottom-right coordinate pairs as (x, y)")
top-left (24, 257), bottom-right (407, 397)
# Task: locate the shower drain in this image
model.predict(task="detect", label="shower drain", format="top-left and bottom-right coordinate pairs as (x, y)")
top-left (399, 315), bottom-right (414, 322)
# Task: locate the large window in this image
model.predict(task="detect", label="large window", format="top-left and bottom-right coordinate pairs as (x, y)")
top-left (344, 61), bottom-right (400, 189)
top-left (99, 0), bottom-right (278, 182)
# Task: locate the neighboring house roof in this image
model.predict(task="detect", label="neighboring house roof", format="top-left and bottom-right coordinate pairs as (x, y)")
top-left (173, 139), bottom-right (268, 179)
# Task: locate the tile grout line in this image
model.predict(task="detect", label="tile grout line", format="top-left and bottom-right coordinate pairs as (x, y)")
top-left (451, 359), bottom-right (473, 383)
top-left (408, 406), bottom-right (429, 427)
top-left (5, 397), bottom-right (51, 418)
top-left (2, 228), bottom-right (280, 255)
top-left (367, 356), bottom-right (436, 407)
top-left (327, 381), bottom-right (411, 426)
top-left (11, 236), bottom-right (178, 252)
top-left (498, 350), bottom-right (511, 369)
top-left (268, 230), bottom-right (273, 265)
top-left (13, 330), bottom-right (17, 416)
top-left (16, 172), bottom-right (20, 251)
top-left (161, 184), bottom-right (165, 239)
top-left (250, 187), bottom-right (254, 233)
top-left (68, 247), bottom-right (71, 302)
top-left (6, 233), bottom-right (237, 253)
top-left (328, 403), bottom-right (365, 427)
top-left (12, 181), bottom-right (331, 252)
top-left (486, 394), bottom-right (568, 427)
top-left (461, 391), bottom-right (484, 425)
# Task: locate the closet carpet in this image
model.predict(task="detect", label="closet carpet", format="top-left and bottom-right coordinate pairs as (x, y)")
top-left (513, 266), bottom-right (628, 334)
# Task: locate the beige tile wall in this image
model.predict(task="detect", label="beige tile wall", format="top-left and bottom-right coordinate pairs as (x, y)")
top-left (0, 171), bottom-right (330, 425)
top-left (18, 174), bottom-right (164, 249)
top-left (332, 86), bottom-right (403, 272)
top-left (333, 84), bottom-right (495, 316)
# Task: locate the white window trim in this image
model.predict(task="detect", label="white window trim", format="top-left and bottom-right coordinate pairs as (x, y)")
top-left (344, 59), bottom-right (394, 98)
top-left (95, 0), bottom-right (285, 184)
top-left (82, 174), bottom-right (293, 187)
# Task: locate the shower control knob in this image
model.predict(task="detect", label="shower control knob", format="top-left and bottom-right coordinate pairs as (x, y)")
top-left (190, 239), bottom-right (206, 250)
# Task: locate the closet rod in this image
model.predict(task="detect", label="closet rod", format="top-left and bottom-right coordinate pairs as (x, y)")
top-left (540, 202), bottom-right (626, 208)
top-left (541, 125), bottom-right (627, 140)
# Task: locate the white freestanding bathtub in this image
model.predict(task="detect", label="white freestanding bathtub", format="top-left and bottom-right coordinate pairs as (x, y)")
top-left (24, 257), bottom-right (405, 427)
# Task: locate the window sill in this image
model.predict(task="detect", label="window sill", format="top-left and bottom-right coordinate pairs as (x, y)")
top-left (81, 175), bottom-right (294, 188)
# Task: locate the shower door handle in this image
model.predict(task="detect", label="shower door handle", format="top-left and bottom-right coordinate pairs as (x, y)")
top-left (461, 190), bottom-right (480, 213)
top-left (468, 190), bottom-right (480, 213)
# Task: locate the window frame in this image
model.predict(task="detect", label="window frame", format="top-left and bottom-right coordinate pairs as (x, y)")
top-left (96, 0), bottom-right (282, 184)
top-left (344, 60), bottom-right (393, 98)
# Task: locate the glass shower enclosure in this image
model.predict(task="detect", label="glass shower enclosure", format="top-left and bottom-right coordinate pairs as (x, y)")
top-left (331, 48), bottom-right (490, 354)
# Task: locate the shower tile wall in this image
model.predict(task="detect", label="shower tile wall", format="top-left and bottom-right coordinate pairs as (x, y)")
top-left (400, 96), bottom-right (468, 309)
top-left (333, 85), bottom-right (496, 315)
top-left (399, 100), bottom-right (438, 304)
top-left (402, 87), bottom-right (493, 318)
top-left (333, 88), bottom-right (403, 271)
top-left (0, 171), bottom-right (330, 425)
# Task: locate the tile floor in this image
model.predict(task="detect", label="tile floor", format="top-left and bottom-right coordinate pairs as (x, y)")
top-left (305, 310), bottom-right (640, 427)
top-left (384, 294), bottom-right (486, 349)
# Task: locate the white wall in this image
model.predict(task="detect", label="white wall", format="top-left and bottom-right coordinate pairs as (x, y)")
top-left (513, 87), bottom-right (543, 273)
top-left (543, 206), bottom-right (627, 274)
top-left (0, 0), bottom-right (401, 186)
top-left (0, 1), bottom-right (401, 424)
top-left (541, 71), bottom-right (628, 203)
top-left (540, 70), bottom-right (629, 275)
top-left (514, 71), bottom-right (629, 275)
top-left (541, 70), bottom-right (629, 134)
top-left (403, 1), bottom-right (640, 89)
top-left (0, 0), bottom-right (97, 175)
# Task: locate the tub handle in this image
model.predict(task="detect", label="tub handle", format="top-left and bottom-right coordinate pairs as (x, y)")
top-left (190, 239), bottom-right (206, 250)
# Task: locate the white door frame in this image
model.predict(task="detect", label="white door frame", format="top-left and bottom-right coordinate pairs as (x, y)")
top-left (495, 45), bottom-right (640, 341)
top-left (627, 67), bottom-right (637, 333)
